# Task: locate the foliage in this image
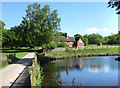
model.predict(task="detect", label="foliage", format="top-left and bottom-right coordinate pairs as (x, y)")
top-left (20, 3), bottom-right (61, 47)
top-left (35, 64), bottom-right (43, 87)
top-left (108, 0), bottom-right (120, 14)
top-left (7, 59), bottom-right (12, 64)
top-left (45, 46), bottom-right (118, 59)
top-left (55, 32), bottom-right (66, 37)
top-left (84, 37), bottom-right (88, 46)
top-left (2, 3), bottom-right (61, 48)
top-left (42, 43), bottom-right (57, 49)
top-left (86, 33), bottom-right (105, 44)
top-left (74, 34), bottom-right (83, 38)
top-left (57, 42), bottom-right (68, 47)
top-left (107, 34), bottom-right (120, 44)
top-left (2, 29), bottom-right (18, 48)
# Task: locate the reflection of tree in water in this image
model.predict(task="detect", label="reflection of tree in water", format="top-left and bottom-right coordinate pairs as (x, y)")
top-left (41, 62), bottom-right (68, 86)
top-left (41, 56), bottom-right (118, 86)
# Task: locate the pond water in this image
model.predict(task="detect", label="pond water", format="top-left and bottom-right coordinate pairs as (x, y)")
top-left (41, 56), bottom-right (119, 86)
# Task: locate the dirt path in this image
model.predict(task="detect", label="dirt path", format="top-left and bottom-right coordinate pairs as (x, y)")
top-left (0, 52), bottom-right (35, 87)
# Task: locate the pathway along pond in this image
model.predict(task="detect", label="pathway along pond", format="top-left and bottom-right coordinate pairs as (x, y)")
top-left (40, 56), bottom-right (119, 86)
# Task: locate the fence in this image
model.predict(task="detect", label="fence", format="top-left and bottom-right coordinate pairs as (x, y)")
top-left (84, 44), bottom-right (119, 49)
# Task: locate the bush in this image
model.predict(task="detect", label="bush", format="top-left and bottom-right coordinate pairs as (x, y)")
top-left (42, 44), bottom-right (47, 49)
top-left (42, 43), bottom-right (57, 49)
top-left (8, 59), bottom-right (13, 64)
top-left (35, 64), bottom-right (43, 86)
top-left (57, 42), bottom-right (68, 47)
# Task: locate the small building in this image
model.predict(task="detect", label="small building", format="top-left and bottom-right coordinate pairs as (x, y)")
top-left (58, 33), bottom-right (84, 48)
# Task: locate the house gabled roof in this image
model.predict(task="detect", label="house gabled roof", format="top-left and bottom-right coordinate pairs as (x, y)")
top-left (75, 37), bottom-right (84, 42)
top-left (58, 36), bottom-right (75, 42)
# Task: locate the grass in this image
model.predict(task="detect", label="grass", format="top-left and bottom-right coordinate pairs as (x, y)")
top-left (45, 47), bottom-right (119, 59)
top-left (35, 64), bottom-right (43, 87)
top-left (0, 47), bottom-right (37, 69)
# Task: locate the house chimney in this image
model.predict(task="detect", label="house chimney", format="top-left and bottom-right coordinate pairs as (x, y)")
top-left (65, 33), bottom-right (68, 38)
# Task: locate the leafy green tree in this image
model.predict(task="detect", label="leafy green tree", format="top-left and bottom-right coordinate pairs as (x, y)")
top-left (108, 0), bottom-right (120, 14)
top-left (55, 32), bottom-right (66, 37)
top-left (87, 33), bottom-right (104, 44)
top-left (20, 3), bottom-right (61, 47)
top-left (107, 34), bottom-right (120, 44)
top-left (84, 37), bottom-right (88, 46)
top-left (0, 20), bottom-right (5, 48)
top-left (2, 29), bottom-right (18, 49)
top-left (10, 26), bottom-right (23, 47)
top-left (74, 34), bottom-right (83, 38)
top-left (95, 38), bottom-right (101, 44)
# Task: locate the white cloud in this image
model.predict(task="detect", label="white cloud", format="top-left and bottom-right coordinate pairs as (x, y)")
top-left (85, 27), bottom-right (108, 34)
top-left (103, 28), bottom-right (107, 32)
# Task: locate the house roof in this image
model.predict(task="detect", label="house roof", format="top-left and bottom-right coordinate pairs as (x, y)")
top-left (75, 37), bottom-right (84, 42)
top-left (58, 36), bottom-right (75, 42)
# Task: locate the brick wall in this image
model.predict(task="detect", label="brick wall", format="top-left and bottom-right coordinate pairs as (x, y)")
top-left (77, 38), bottom-right (84, 47)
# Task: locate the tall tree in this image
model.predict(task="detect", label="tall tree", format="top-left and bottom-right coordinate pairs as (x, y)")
top-left (108, 0), bottom-right (120, 14)
top-left (21, 3), bottom-right (61, 47)
top-left (87, 33), bottom-right (105, 44)
top-left (2, 29), bottom-right (18, 49)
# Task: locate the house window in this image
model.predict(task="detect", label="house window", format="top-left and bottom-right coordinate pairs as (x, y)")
top-left (79, 45), bottom-right (82, 47)
top-left (70, 42), bottom-right (73, 43)
top-left (79, 40), bottom-right (82, 43)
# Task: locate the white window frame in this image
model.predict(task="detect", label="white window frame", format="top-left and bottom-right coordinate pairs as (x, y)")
top-left (70, 42), bottom-right (73, 44)
top-left (79, 40), bottom-right (82, 43)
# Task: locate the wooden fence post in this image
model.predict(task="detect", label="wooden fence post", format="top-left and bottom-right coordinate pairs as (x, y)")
top-left (27, 57), bottom-right (38, 88)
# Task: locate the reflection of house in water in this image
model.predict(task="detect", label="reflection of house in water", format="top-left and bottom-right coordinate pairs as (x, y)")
top-left (66, 58), bottom-right (84, 75)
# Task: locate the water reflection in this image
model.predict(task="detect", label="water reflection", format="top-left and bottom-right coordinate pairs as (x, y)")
top-left (41, 56), bottom-right (119, 86)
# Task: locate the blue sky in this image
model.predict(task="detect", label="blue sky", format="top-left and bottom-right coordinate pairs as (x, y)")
top-left (2, 2), bottom-right (118, 37)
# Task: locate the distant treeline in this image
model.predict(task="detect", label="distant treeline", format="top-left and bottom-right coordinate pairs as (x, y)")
top-left (57, 32), bottom-right (120, 46)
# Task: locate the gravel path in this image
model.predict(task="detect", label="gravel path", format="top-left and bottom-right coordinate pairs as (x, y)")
top-left (0, 52), bottom-right (35, 87)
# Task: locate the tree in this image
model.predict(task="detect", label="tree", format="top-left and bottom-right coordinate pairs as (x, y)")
top-left (20, 3), bottom-right (61, 47)
top-left (84, 37), bottom-right (88, 46)
top-left (108, 0), bottom-right (120, 14)
top-left (2, 29), bottom-right (18, 49)
top-left (55, 32), bottom-right (66, 37)
top-left (87, 33), bottom-right (104, 44)
top-left (0, 20), bottom-right (5, 48)
top-left (74, 34), bottom-right (83, 38)
top-left (10, 26), bottom-right (23, 47)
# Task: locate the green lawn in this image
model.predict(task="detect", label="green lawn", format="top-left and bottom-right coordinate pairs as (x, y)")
top-left (0, 48), bottom-right (36, 69)
top-left (45, 47), bottom-right (119, 59)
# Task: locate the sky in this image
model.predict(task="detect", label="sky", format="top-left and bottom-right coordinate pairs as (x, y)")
top-left (1, 2), bottom-right (118, 37)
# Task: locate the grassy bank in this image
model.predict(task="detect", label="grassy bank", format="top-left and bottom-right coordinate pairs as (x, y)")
top-left (35, 53), bottom-right (44, 87)
top-left (45, 47), bottom-right (119, 59)
top-left (35, 64), bottom-right (43, 87)
top-left (0, 48), bottom-right (34, 69)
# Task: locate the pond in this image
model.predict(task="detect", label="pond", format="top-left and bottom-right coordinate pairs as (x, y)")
top-left (41, 56), bottom-right (119, 86)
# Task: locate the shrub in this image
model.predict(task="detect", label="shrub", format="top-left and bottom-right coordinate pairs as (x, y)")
top-left (8, 59), bottom-right (12, 64)
top-left (35, 64), bottom-right (43, 86)
top-left (42, 44), bottom-right (47, 49)
top-left (57, 42), bottom-right (68, 47)
top-left (42, 43), bottom-right (57, 49)
top-left (50, 43), bottom-right (57, 49)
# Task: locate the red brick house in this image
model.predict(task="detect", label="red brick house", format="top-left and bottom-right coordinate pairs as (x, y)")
top-left (58, 34), bottom-right (84, 48)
